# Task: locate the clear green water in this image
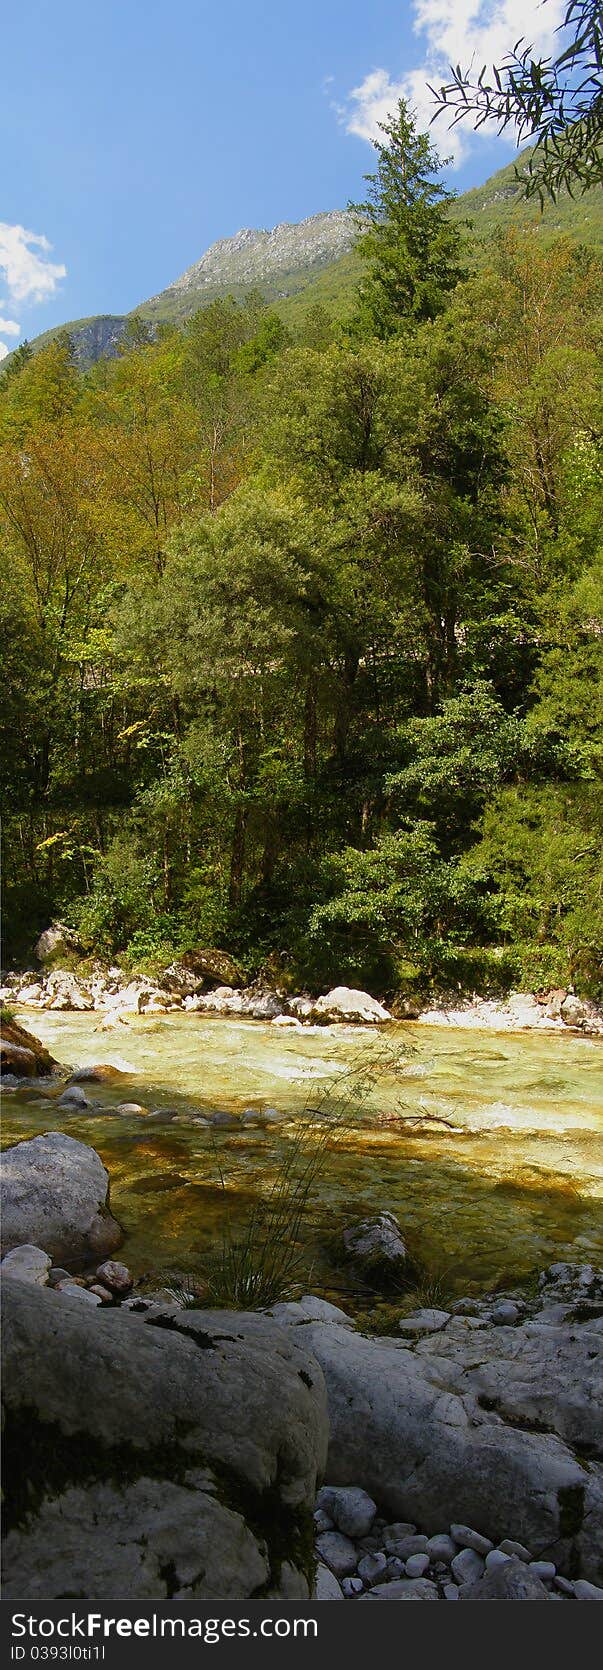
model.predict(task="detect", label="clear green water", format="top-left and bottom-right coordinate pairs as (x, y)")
top-left (3, 1009), bottom-right (602, 1295)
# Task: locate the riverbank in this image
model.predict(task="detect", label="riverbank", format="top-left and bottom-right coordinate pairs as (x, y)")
top-left (2, 962), bottom-right (602, 1036)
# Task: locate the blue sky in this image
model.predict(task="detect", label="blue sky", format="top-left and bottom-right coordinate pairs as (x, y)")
top-left (0, 1), bottom-right (565, 354)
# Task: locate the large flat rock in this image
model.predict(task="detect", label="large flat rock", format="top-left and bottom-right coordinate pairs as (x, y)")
top-left (1, 1279), bottom-right (328, 1598)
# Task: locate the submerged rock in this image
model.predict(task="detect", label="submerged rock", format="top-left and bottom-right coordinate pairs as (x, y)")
top-left (0, 1132), bottom-right (123, 1265)
top-left (343, 1211), bottom-right (407, 1278)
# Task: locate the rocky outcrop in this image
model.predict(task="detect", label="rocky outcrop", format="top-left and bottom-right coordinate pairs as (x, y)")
top-left (0, 1132), bottom-right (123, 1265)
top-left (1, 1279), bottom-right (328, 1599)
top-left (272, 1271), bottom-right (603, 1583)
top-left (0, 1014), bottom-right (58, 1077)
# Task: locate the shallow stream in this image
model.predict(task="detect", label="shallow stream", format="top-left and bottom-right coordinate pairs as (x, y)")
top-left (3, 1009), bottom-right (602, 1295)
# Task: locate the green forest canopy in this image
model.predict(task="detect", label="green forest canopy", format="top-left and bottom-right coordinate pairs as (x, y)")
top-left (2, 103), bottom-right (602, 1001)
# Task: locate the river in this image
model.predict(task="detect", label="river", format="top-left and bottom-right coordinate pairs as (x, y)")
top-left (3, 1008), bottom-right (602, 1298)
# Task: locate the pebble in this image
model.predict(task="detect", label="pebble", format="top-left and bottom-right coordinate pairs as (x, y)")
top-left (88, 1284), bottom-right (113, 1303)
top-left (313, 1508), bottom-right (334, 1533)
top-left (405, 1553), bottom-right (430, 1578)
top-left (391, 1534), bottom-right (428, 1559)
top-left (426, 1534), bottom-right (457, 1563)
top-left (529, 1561), bottom-right (556, 1581)
top-left (341, 1577), bottom-right (364, 1598)
top-left (357, 1552), bottom-right (388, 1585)
top-left (573, 1580), bottom-right (603, 1599)
top-left (96, 1259), bottom-right (133, 1295)
top-left (315, 1531), bottom-right (359, 1578)
top-left (443, 1584), bottom-right (459, 1600)
top-left (555, 1576), bottom-right (575, 1596)
top-left (57, 1087), bottom-right (89, 1109)
top-left (499, 1538), bottom-right (531, 1561)
top-left (490, 1300), bottom-right (520, 1324)
top-left (451, 1523), bottom-right (493, 1555)
top-left (485, 1550), bottom-right (512, 1571)
top-left (450, 1548), bottom-right (485, 1585)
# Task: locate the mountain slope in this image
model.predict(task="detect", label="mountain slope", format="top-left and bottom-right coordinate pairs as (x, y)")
top-left (138, 210), bottom-right (356, 326)
top-left (8, 148), bottom-right (603, 368)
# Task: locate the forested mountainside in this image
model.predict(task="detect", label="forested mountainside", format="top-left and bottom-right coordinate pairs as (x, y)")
top-left (11, 145), bottom-right (603, 370)
top-left (1, 107), bottom-right (602, 1000)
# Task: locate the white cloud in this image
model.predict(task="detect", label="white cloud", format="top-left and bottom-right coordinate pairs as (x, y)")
top-left (0, 221), bottom-right (66, 304)
top-left (342, 1), bottom-right (565, 166)
top-left (0, 221), bottom-right (66, 358)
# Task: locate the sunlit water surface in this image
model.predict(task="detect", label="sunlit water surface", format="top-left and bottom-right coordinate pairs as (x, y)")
top-left (3, 1009), bottom-right (602, 1295)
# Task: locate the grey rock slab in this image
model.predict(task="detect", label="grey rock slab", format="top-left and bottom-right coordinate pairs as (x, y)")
top-left (317, 1485), bottom-right (377, 1538)
top-left (2, 1477), bottom-right (269, 1600)
top-left (451, 1548), bottom-right (485, 1585)
top-left (460, 1558), bottom-right (553, 1600)
top-left (1, 1132), bottom-right (123, 1265)
top-left (314, 1563), bottom-right (344, 1599)
top-left (368, 1578), bottom-right (438, 1600)
top-left (2, 1281), bottom-right (328, 1599)
top-left (0, 1245), bottom-right (51, 1286)
top-left (314, 1532), bottom-right (358, 1578)
top-left (2, 1280), bottom-right (328, 1504)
